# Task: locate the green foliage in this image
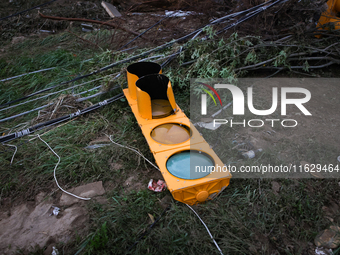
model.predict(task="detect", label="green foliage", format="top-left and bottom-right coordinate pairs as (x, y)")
top-left (273, 50), bottom-right (288, 67)
top-left (89, 222), bottom-right (109, 251)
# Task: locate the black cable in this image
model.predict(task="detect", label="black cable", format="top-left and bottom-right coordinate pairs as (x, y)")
top-left (126, 205), bottom-right (171, 253)
top-left (0, 46), bottom-right (168, 108)
top-left (117, 15), bottom-right (170, 51)
top-left (0, 5), bottom-right (249, 108)
top-left (0, 0), bottom-right (58, 21)
top-left (0, 93), bottom-right (124, 144)
top-left (0, 0), bottom-right (284, 109)
top-left (0, 9), bottom-right (224, 108)
top-left (161, 0), bottom-right (284, 68)
top-left (217, 0), bottom-right (285, 35)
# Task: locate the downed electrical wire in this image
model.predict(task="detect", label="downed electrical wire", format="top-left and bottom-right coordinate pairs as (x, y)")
top-left (0, 93), bottom-right (124, 144)
top-left (0, 0), bottom-right (284, 108)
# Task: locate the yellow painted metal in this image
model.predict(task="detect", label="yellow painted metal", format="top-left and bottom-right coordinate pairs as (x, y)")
top-left (136, 74), bottom-right (177, 120)
top-left (136, 89), bottom-right (152, 119)
top-left (166, 82), bottom-right (177, 112)
top-left (127, 62), bottom-right (162, 100)
top-left (126, 71), bottom-right (139, 101)
top-left (123, 64), bottom-right (231, 205)
top-left (336, 0), bottom-right (340, 11)
top-left (316, 0), bottom-right (340, 37)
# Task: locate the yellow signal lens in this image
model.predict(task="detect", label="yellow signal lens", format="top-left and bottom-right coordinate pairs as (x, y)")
top-left (151, 99), bottom-right (173, 118)
top-left (151, 123), bottom-right (190, 145)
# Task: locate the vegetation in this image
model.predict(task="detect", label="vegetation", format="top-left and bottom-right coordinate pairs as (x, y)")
top-left (0, 21), bottom-right (340, 255)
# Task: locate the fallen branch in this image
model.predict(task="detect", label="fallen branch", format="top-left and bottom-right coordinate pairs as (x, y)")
top-left (38, 12), bottom-right (145, 39)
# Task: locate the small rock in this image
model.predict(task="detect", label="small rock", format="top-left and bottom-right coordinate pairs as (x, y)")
top-left (271, 181), bottom-right (281, 193)
top-left (35, 192), bottom-right (47, 204)
top-left (124, 176), bottom-right (135, 187)
top-left (43, 243), bottom-right (56, 255)
top-left (159, 195), bottom-right (172, 209)
top-left (314, 225), bottom-right (340, 249)
top-left (59, 181), bottom-right (105, 206)
top-left (11, 36), bottom-right (25, 45)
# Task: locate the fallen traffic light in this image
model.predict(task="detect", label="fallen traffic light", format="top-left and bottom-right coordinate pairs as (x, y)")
top-left (123, 62), bottom-right (231, 205)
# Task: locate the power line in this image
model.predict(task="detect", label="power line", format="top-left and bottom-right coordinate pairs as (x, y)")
top-left (0, 93), bottom-right (124, 144)
top-left (0, 1), bottom-right (277, 108)
top-left (0, 0), bottom-right (59, 21)
top-left (0, 67), bottom-right (56, 83)
top-left (0, 73), bottom-right (119, 112)
top-left (0, 84), bottom-right (121, 123)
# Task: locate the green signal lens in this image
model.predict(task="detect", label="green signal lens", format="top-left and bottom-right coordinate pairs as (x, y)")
top-left (166, 151), bottom-right (214, 180)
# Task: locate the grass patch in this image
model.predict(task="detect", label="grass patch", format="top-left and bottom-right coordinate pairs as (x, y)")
top-left (1, 27), bottom-right (339, 255)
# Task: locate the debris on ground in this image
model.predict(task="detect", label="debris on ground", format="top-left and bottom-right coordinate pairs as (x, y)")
top-left (0, 181), bottom-right (108, 253)
top-left (85, 144), bottom-right (111, 149)
top-left (195, 120), bottom-right (221, 130)
top-left (148, 179), bottom-right (166, 192)
top-left (0, 198), bottom-right (88, 254)
top-left (242, 150), bottom-right (256, 159)
top-left (159, 195), bottom-right (173, 209)
top-left (314, 247), bottom-right (333, 255)
top-left (271, 181), bottom-right (281, 194)
top-left (50, 206), bottom-right (60, 216)
top-left (101, 1), bottom-right (122, 18)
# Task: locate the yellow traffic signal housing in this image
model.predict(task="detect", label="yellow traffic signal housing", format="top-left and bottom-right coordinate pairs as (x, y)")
top-left (316, 0), bottom-right (340, 37)
top-left (126, 62), bottom-right (162, 103)
top-left (136, 74), bottom-right (177, 120)
top-left (153, 143), bottom-right (231, 205)
top-left (123, 63), bottom-right (231, 205)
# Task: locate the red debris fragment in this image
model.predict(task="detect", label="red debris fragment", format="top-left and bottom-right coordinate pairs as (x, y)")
top-left (148, 179), bottom-right (166, 192)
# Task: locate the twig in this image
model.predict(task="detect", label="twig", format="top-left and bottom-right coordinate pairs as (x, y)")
top-left (287, 56), bottom-right (340, 63)
top-left (66, 29), bottom-right (102, 50)
top-left (38, 12), bottom-right (144, 38)
top-left (246, 61), bottom-right (335, 71)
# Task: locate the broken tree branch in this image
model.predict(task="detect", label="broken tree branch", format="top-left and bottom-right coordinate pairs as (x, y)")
top-left (38, 12), bottom-right (146, 39)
